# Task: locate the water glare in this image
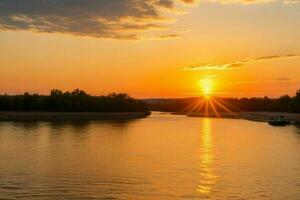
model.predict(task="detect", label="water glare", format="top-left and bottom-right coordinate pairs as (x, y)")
top-left (197, 118), bottom-right (217, 197)
top-left (0, 113), bottom-right (300, 199)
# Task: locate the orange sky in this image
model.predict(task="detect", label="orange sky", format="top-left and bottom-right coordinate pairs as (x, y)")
top-left (0, 0), bottom-right (300, 98)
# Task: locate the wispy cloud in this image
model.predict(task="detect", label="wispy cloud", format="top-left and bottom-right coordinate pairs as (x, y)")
top-left (275, 77), bottom-right (292, 81)
top-left (184, 54), bottom-right (300, 71)
top-left (228, 77), bottom-right (300, 84)
top-left (0, 0), bottom-right (197, 40)
top-left (284, 0), bottom-right (300, 4)
top-left (157, 34), bottom-right (180, 40)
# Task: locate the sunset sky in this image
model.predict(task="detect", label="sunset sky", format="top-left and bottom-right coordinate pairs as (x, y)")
top-left (0, 0), bottom-right (300, 98)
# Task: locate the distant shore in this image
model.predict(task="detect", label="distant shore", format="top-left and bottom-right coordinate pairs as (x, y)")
top-left (0, 111), bottom-right (151, 121)
top-left (173, 111), bottom-right (300, 124)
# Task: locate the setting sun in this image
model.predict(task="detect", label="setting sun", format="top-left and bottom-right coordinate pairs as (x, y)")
top-left (199, 78), bottom-right (214, 96)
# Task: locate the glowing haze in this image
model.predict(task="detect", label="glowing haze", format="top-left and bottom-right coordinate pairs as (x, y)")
top-left (0, 0), bottom-right (300, 98)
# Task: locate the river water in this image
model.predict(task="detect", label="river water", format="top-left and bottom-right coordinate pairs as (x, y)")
top-left (0, 112), bottom-right (300, 199)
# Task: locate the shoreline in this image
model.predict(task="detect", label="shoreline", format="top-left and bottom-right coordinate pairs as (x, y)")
top-left (173, 111), bottom-right (300, 124)
top-left (0, 111), bottom-right (151, 121)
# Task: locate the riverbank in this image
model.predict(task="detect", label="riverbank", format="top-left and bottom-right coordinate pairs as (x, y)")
top-left (173, 111), bottom-right (300, 124)
top-left (0, 111), bottom-right (151, 121)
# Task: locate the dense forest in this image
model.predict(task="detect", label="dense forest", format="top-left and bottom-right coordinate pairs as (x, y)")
top-left (145, 89), bottom-right (300, 113)
top-left (2, 89), bottom-right (300, 113)
top-left (0, 89), bottom-right (148, 113)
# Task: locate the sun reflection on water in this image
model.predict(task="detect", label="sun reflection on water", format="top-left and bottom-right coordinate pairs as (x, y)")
top-left (197, 118), bottom-right (218, 196)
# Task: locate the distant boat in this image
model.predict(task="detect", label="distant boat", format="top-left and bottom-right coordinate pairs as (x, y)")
top-left (268, 116), bottom-right (291, 126)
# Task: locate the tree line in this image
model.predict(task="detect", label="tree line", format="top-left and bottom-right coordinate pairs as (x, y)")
top-left (2, 89), bottom-right (300, 113)
top-left (146, 89), bottom-right (300, 113)
top-left (0, 89), bottom-right (149, 113)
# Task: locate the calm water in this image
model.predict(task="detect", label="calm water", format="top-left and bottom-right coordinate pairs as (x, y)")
top-left (0, 112), bottom-right (300, 200)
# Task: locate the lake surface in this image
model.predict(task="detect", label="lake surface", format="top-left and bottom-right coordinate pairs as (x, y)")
top-left (0, 112), bottom-right (300, 200)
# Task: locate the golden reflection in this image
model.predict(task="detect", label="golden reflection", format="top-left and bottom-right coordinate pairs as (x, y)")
top-left (197, 118), bottom-right (217, 196)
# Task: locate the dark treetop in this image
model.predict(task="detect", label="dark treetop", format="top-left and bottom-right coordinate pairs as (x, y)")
top-left (0, 89), bottom-right (149, 113)
top-left (145, 89), bottom-right (300, 113)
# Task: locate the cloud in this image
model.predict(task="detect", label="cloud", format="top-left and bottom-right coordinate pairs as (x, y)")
top-left (228, 77), bottom-right (300, 85)
top-left (206, 0), bottom-right (297, 4)
top-left (0, 0), bottom-right (297, 39)
top-left (157, 33), bottom-right (180, 39)
top-left (275, 77), bottom-right (292, 81)
top-left (0, 0), bottom-right (196, 40)
top-left (184, 54), bottom-right (300, 71)
top-left (284, 0), bottom-right (300, 3)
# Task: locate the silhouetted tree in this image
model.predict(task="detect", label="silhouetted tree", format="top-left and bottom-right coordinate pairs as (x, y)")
top-left (288, 90), bottom-right (300, 113)
top-left (0, 89), bottom-right (148, 113)
top-left (146, 89), bottom-right (300, 113)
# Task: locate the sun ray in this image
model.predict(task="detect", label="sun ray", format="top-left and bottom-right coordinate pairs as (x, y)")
top-left (210, 98), bottom-right (240, 118)
top-left (208, 99), bottom-right (221, 118)
top-left (179, 99), bottom-right (201, 114)
top-left (180, 98), bottom-right (202, 113)
top-left (204, 98), bottom-right (209, 117)
top-left (188, 98), bottom-right (205, 114)
top-left (215, 98), bottom-right (243, 113)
